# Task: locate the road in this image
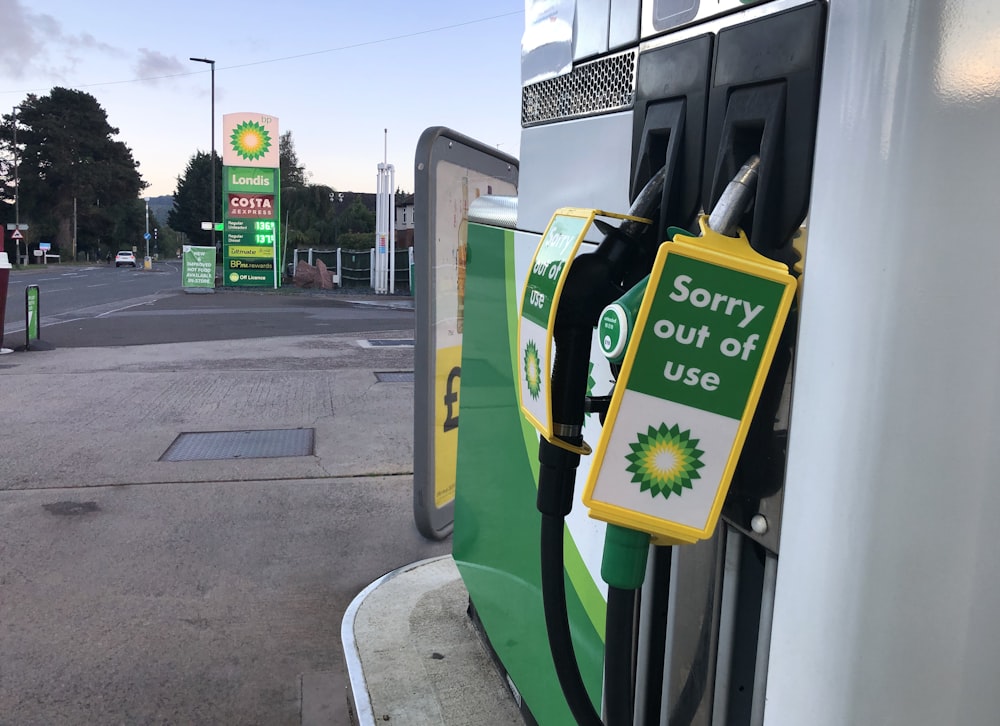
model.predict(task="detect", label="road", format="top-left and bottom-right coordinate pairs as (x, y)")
top-left (0, 265), bottom-right (445, 725)
top-left (2, 261), bottom-right (414, 348)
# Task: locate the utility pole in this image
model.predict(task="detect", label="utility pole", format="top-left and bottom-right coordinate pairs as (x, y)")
top-left (12, 105), bottom-right (21, 266)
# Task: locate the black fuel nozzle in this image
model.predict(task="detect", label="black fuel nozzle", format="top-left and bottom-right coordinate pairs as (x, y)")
top-left (545, 166), bottom-right (668, 441)
top-left (536, 168), bottom-right (669, 726)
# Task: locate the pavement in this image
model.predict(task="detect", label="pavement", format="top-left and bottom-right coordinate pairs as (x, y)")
top-left (0, 289), bottom-right (522, 725)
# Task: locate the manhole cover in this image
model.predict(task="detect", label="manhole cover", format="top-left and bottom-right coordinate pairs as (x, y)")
top-left (160, 428), bottom-right (315, 462)
top-left (43, 501), bottom-right (100, 516)
top-left (375, 371), bottom-right (414, 383)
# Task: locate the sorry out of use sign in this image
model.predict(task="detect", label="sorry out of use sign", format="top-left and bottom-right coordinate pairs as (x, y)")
top-left (584, 221), bottom-right (796, 544)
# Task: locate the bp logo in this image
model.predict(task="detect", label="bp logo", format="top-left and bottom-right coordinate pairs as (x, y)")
top-left (523, 339), bottom-right (542, 400)
top-left (229, 120), bottom-right (272, 161)
top-left (228, 272), bottom-right (240, 283)
top-left (625, 423), bottom-right (704, 498)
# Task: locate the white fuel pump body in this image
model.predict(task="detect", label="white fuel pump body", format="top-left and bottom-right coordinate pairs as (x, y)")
top-left (766, 2), bottom-right (1000, 723)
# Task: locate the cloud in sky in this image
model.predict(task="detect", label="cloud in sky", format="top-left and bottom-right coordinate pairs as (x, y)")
top-left (134, 49), bottom-right (186, 83)
top-left (0, 0), bottom-right (120, 83)
top-left (2, 0), bottom-right (525, 197)
top-left (0, 0), bottom-right (50, 78)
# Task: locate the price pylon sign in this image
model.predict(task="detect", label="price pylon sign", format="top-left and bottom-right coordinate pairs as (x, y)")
top-left (221, 113), bottom-right (280, 288)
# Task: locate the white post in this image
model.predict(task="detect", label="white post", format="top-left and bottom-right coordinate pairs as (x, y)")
top-left (336, 247), bottom-right (342, 287)
top-left (408, 246), bottom-right (415, 294)
top-left (374, 162), bottom-right (393, 294)
top-left (369, 248), bottom-right (375, 288)
top-left (389, 164), bottom-right (396, 294)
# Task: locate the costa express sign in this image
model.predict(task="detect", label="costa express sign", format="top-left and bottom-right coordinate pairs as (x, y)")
top-left (228, 193), bottom-right (275, 218)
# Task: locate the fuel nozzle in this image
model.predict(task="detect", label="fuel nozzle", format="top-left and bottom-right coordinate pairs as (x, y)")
top-left (598, 155), bottom-right (762, 369)
top-left (549, 167), bottom-right (667, 433)
top-left (707, 154), bottom-right (760, 237)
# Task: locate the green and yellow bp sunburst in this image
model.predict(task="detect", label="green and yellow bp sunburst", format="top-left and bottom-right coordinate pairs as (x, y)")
top-left (625, 423), bottom-right (705, 498)
top-left (230, 121), bottom-right (272, 161)
top-left (524, 339), bottom-right (542, 400)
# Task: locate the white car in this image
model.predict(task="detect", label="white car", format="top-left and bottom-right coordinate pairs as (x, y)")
top-left (115, 251), bottom-right (137, 267)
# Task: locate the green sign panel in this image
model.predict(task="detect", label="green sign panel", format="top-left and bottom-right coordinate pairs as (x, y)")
top-left (182, 246), bottom-right (217, 288)
top-left (222, 144), bottom-right (280, 287)
top-left (627, 255), bottom-right (785, 419)
top-left (26, 285), bottom-right (39, 342)
top-left (521, 213), bottom-right (588, 327)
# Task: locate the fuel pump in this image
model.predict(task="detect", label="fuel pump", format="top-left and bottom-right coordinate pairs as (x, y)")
top-left (521, 171), bottom-right (667, 726)
top-left (522, 152), bottom-right (798, 724)
top-left (448, 4), bottom-right (827, 725)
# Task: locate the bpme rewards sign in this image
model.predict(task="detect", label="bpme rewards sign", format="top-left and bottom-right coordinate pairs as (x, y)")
top-left (222, 113), bottom-right (280, 288)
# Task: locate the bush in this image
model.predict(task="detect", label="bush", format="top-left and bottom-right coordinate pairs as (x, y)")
top-left (337, 232), bottom-right (375, 250)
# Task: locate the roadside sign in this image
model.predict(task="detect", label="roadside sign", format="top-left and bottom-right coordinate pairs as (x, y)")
top-left (6, 224), bottom-right (28, 231)
top-left (39, 242), bottom-right (51, 251)
top-left (10, 230), bottom-right (23, 240)
top-left (144, 232), bottom-right (151, 240)
top-left (26, 285), bottom-right (39, 344)
top-left (182, 246), bottom-right (216, 289)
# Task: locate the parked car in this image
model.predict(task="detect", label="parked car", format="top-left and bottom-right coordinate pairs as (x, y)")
top-left (115, 251), bottom-right (137, 268)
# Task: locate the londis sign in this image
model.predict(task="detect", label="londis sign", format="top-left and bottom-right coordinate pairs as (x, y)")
top-left (222, 114), bottom-right (280, 288)
top-left (228, 167), bottom-right (275, 192)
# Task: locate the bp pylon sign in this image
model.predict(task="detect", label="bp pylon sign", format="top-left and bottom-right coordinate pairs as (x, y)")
top-left (222, 113), bottom-right (280, 288)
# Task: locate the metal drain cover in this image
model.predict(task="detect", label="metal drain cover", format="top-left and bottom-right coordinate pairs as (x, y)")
top-left (375, 371), bottom-right (414, 383)
top-left (160, 428), bottom-right (315, 462)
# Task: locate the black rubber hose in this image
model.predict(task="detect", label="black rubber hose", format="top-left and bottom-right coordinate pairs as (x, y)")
top-left (604, 585), bottom-right (636, 726)
top-left (541, 513), bottom-right (604, 726)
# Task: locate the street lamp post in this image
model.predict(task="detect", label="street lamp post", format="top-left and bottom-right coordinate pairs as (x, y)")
top-left (12, 105), bottom-right (21, 266)
top-left (189, 57), bottom-right (216, 249)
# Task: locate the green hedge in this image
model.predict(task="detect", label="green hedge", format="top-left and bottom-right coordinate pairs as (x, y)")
top-left (338, 232), bottom-right (376, 250)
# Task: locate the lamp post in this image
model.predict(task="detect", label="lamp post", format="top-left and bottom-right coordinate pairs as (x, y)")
top-left (12, 105), bottom-right (21, 266)
top-left (189, 57), bottom-right (216, 249)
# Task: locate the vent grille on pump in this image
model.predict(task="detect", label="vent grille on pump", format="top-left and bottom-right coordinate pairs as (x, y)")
top-left (521, 49), bottom-right (637, 127)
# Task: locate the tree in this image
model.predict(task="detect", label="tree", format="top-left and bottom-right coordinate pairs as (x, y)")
top-left (282, 184), bottom-right (337, 248)
top-left (3, 88), bottom-right (146, 255)
top-left (279, 130), bottom-right (306, 189)
top-left (168, 151), bottom-right (221, 247)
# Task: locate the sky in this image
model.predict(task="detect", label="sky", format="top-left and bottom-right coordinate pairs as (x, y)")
top-left (0, 0), bottom-right (525, 198)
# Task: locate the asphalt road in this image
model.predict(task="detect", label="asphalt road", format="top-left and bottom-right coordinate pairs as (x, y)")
top-left (0, 264), bottom-right (440, 725)
top-left (2, 262), bottom-right (414, 348)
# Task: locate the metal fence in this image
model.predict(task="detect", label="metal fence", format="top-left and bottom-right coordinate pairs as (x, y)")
top-left (291, 247), bottom-right (412, 293)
